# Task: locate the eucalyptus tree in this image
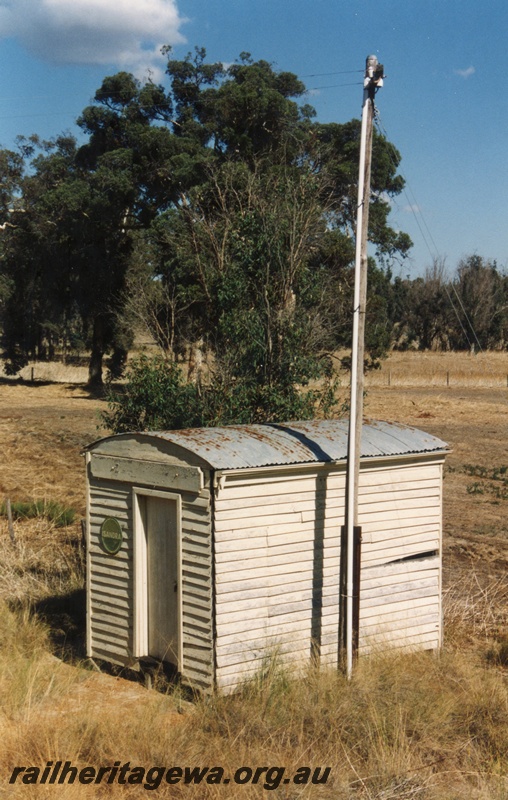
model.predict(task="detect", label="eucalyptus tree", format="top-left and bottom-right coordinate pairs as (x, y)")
top-left (73, 72), bottom-right (196, 385)
top-left (104, 49), bottom-right (412, 428)
top-left (0, 147), bottom-right (24, 328)
top-left (1, 47), bottom-right (412, 404)
top-left (451, 255), bottom-right (507, 350)
top-left (1, 72), bottom-right (203, 384)
top-left (148, 49), bottom-right (411, 357)
top-left (0, 135), bottom-right (86, 372)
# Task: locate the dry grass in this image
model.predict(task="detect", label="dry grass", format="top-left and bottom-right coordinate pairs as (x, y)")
top-left (443, 571), bottom-right (508, 649)
top-left (0, 359), bottom-right (507, 798)
top-left (0, 381), bottom-right (102, 511)
top-left (1, 639), bottom-right (508, 798)
top-left (4, 349), bottom-right (507, 389)
top-left (361, 351), bottom-right (508, 389)
top-left (13, 362), bottom-right (90, 384)
top-left (0, 517), bottom-right (83, 605)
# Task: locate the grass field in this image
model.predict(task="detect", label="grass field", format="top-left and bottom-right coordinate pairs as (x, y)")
top-left (0, 351), bottom-right (507, 799)
top-left (362, 351), bottom-right (508, 388)
top-left (6, 347), bottom-right (508, 388)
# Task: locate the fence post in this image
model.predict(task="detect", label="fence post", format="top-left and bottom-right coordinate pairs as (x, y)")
top-left (6, 498), bottom-right (17, 546)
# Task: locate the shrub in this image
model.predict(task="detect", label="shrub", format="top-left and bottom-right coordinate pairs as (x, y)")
top-left (102, 354), bottom-right (339, 433)
top-left (1, 499), bottom-right (75, 527)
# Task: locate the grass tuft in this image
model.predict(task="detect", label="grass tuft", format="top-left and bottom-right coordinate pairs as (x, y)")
top-left (1, 499), bottom-right (76, 527)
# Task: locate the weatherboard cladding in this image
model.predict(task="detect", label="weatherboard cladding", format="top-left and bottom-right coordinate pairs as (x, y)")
top-left (116, 419), bottom-right (448, 470)
top-left (86, 419), bottom-right (447, 691)
top-left (211, 458), bottom-right (444, 689)
top-left (86, 465), bottom-right (214, 689)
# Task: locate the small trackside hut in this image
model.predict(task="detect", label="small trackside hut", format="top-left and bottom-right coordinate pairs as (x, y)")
top-left (85, 419), bottom-right (448, 692)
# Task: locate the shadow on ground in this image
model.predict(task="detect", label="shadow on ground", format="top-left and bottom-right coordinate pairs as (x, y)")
top-left (31, 588), bottom-right (87, 664)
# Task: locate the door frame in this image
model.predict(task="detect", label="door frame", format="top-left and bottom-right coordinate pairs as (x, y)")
top-left (132, 487), bottom-right (183, 670)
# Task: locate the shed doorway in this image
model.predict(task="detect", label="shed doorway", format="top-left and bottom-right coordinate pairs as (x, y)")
top-left (134, 489), bottom-right (182, 670)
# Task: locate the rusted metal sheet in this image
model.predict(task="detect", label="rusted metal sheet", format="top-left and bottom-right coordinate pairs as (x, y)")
top-left (89, 419), bottom-right (447, 470)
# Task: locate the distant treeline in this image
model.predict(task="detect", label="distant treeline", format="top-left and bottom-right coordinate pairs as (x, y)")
top-left (372, 255), bottom-right (508, 354)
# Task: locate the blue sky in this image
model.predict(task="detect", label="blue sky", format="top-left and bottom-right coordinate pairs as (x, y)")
top-left (0, 0), bottom-right (506, 277)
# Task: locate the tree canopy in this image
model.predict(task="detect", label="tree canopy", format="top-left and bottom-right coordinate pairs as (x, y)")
top-left (0, 47), bottom-right (416, 423)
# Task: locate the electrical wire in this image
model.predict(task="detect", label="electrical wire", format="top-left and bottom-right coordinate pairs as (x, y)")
top-left (449, 281), bottom-right (484, 353)
top-left (0, 69), bottom-right (363, 104)
top-left (305, 81), bottom-right (363, 92)
top-left (374, 112), bottom-right (481, 354)
top-left (0, 68), bottom-right (364, 121)
top-left (375, 109), bottom-right (471, 349)
top-left (300, 69), bottom-right (364, 78)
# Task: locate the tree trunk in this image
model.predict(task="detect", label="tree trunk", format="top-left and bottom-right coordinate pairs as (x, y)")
top-left (88, 315), bottom-right (105, 388)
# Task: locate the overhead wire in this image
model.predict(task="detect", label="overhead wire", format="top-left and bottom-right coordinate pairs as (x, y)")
top-left (300, 69), bottom-right (363, 78)
top-left (374, 111), bottom-right (491, 357)
top-left (305, 81), bottom-right (363, 92)
top-left (3, 66), bottom-right (502, 378)
top-left (0, 85), bottom-right (364, 122)
top-left (0, 111), bottom-right (79, 121)
top-left (449, 282), bottom-right (484, 353)
top-left (0, 67), bottom-right (364, 122)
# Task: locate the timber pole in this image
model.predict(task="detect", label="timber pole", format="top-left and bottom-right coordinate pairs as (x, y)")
top-left (341, 55), bottom-right (384, 679)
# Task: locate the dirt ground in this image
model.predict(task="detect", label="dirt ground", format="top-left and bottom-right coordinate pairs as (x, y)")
top-left (1, 367), bottom-right (507, 582)
top-left (0, 381), bottom-right (102, 514)
top-left (364, 385), bottom-right (508, 579)
top-left (0, 358), bottom-right (507, 733)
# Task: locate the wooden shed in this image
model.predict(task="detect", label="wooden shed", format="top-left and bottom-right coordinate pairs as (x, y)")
top-left (85, 419), bottom-right (448, 692)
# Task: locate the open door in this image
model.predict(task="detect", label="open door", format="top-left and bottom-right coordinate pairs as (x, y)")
top-left (134, 490), bottom-right (181, 670)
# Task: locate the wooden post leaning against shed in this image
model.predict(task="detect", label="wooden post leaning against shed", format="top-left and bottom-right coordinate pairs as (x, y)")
top-left (352, 526), bottom-right (362, 657)
top-left (341, 55), bottom-right (384, 679)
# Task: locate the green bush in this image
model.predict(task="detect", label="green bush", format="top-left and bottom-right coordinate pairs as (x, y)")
top-left (1, 499), bottom-right (76, 527)
top-left (102, 355), bottom-right (338, 433)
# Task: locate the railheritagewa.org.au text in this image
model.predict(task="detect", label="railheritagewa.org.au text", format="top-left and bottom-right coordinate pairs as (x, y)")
top-left (9, 761), bottom-right (332, 791)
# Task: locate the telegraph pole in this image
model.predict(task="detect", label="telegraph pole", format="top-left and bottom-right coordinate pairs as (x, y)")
top-left (340, 55), bottom-right (384, 679)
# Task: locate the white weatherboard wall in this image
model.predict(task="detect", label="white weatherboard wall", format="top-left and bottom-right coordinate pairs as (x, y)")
top-left (214, 466), bottom-right (343, 689)
top-left (358, 462), bottom-right (442, 654)
top-left (213, 456), bottom-right (443, 691)
top-left (85, 421), bottom-right (447, 693)
top-left (86, 438), bottom-right (215, 691)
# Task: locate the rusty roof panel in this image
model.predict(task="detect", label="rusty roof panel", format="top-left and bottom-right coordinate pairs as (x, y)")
top-left (126, 419), bottom-right (449, 470)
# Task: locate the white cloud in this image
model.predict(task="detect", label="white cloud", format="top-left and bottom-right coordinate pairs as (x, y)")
top-left (404, 204), bottom-right (421, 214)
top-left (454, 66), bottom-right (475, 79)
top-left (0, 0), bottom-right (187, 79)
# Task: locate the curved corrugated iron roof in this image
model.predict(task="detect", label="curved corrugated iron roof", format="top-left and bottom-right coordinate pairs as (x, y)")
top-left (88, 419), bottom-right (448, 470)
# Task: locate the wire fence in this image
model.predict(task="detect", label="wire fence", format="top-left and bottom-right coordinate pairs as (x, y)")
top-left (2, 356), bottom-right (508, 389)
top-left (360, 369), bottom-right (508, 389)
